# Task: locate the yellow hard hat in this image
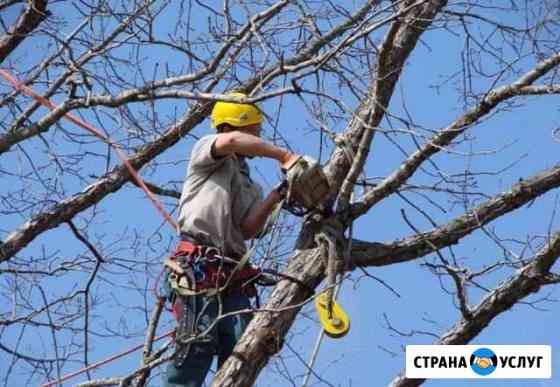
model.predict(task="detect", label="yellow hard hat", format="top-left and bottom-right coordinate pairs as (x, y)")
top-left (211, 92), bottom-right (263, 128)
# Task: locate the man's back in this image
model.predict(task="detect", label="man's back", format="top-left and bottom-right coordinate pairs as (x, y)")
top-left (177, 134), bottom-right (262, 256)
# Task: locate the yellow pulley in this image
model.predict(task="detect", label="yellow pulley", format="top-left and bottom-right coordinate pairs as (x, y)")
top-left (314, 291), bottom-right (350, 338)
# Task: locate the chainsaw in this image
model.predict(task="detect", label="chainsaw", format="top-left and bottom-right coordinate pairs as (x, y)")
top-left (282, 155), bottom-right (330, 216)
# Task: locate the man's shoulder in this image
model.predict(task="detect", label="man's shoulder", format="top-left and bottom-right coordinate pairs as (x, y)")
top-left (190, 134), bottom-right (219, 159)
top-left (188, 133), bottom-right (232, 172)
top-left (192, 133), bottom-right (218, 150)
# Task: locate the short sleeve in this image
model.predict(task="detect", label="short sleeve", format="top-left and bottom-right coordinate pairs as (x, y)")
top-left (189, 134), bottom-right (226, 171)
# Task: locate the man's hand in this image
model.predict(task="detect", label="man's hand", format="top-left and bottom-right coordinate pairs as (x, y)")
top-left (240, 187), bottom-right (285, 240)
top-left (273, 180), bottom-right (288, 199)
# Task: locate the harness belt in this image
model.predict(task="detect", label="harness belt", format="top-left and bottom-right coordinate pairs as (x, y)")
top-left (165, 240), bottom-right (261, 298)
top-left (166, 240), bottom-right (262, 367)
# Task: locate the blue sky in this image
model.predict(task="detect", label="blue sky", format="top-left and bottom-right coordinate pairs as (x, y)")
top-left (1, 1), bottom-right (559, 386)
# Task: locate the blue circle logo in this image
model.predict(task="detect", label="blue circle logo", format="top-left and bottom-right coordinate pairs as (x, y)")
top-left (470, 348), bottom-right (498, 376)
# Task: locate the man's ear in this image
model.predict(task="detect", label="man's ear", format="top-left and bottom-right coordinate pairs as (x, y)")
top-left (217, 123), bottom-right (233, 133)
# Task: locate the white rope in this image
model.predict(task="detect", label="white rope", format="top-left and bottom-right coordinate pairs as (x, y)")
top-left (301, 196), bottom-right (354, 387)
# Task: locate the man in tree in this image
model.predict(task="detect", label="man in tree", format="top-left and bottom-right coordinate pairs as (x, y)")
top-left (164, 93), bottom-right (299, 387)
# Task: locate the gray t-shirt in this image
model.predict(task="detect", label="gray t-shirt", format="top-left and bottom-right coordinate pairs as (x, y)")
top-left (177, 134), bottom-right (263, 256)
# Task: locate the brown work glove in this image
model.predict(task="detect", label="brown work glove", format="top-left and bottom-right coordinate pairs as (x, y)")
top-left (281, 155), bottom-right (330, 212)
top-left (279, 153), bottom-right (301, 172)
top-left (273, 179), bottom-right (289, 198)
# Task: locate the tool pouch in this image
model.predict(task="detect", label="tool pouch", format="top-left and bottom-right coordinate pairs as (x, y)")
top-left (164, 253), bottom-right (261, 298)
top-left (284, 155), bottom-right (330, 211)
top-left (165, 257), bottom-right (199, 297)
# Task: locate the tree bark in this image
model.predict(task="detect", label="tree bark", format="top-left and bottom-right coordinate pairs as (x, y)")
top-left (212, 1), bottom-right (449, 386)
top-left (388, 232), bottom-right (560, 387)
top-left (0, 102), bottom-right (210, 263)
top-left (212, 246), bottom-right (324, 386)
top-left (0, 0), bottom-right (49, 64)
top-left (351, 165), bottom-right (560, 268)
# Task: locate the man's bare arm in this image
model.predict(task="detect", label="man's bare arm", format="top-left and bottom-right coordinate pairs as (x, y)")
top-left (213, 131), bottom-right (298, 169)
top-left (240, 189), bottom-right (283, 240)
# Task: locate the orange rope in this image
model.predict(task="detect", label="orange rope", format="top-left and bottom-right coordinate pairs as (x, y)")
top-left (40, 329), bottom-right (175, 387)
top-left (0, 70), bottom-right (181, 384)
top-left (0, 69), bottom-right (180, 233)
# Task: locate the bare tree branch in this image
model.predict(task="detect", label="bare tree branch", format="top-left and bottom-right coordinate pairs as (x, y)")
top-left (389, 232), bottom-right (560, 387)
top-left (0, 0), bottom-right (49, 64)
top-left (212, 2), bottom-right (450, 386)
top-left (337, 0), bottom-right (442, 212)
top-left (351, 51), bottom-right (560, 219)
top-left (351, 164), bottom-right (560, 267)
top-left (0, 102), bottom-right (207, 263)
top-left (1, 1), bottom-right (559, 386)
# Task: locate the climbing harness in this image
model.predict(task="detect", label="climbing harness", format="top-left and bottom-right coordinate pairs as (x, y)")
top-left (164, 236), bottom-right (280, 366)
top-left (0, 69), bottom-right (330, 382)
top-left (164, 240), bottom-right (263, 298)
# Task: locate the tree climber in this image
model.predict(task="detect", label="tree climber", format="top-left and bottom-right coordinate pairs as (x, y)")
top-left (163, 93), bottom-right (300, 387)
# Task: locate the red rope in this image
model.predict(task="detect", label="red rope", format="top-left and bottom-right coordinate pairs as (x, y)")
top-left (0, 70), bottom-right (181, 383)
top-left (0, 69), bottom-right (180, 233)
top-left (40, 329), bottom-right (175, 387)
